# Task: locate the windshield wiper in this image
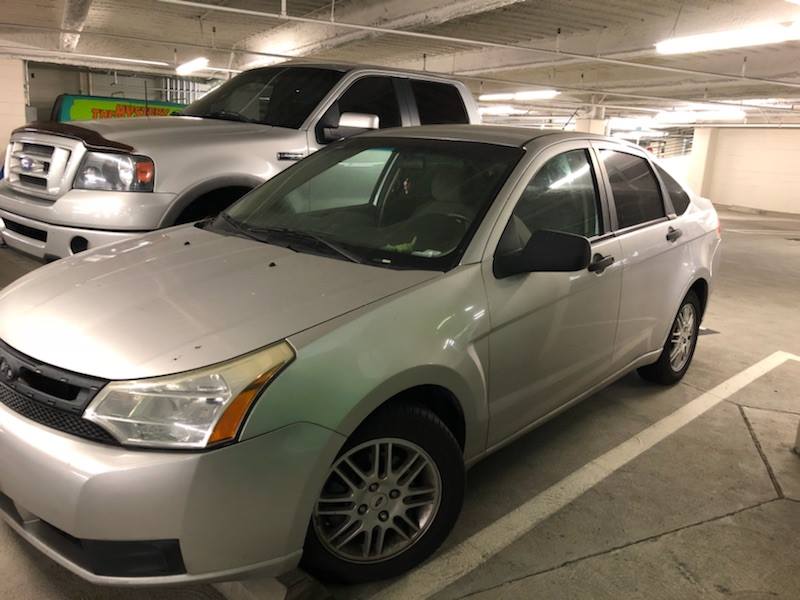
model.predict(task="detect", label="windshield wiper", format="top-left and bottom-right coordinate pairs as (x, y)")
top-left (217, 213), bottom-right (267, 243)
top-left (199, 110), bottom-right (255, 123)
top-left (247, 226), bottom-right (365, 265)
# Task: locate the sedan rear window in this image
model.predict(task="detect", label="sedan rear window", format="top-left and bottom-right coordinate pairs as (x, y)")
top-left (654, 164), bottom-right (691, 215)
top-left (600, 150), bottom-right (665, 229)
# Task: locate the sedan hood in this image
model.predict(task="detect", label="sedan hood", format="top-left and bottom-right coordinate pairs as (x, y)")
top-left (0, 227), bottom-right (438, 380)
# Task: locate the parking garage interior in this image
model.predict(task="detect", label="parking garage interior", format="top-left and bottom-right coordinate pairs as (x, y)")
top-left (0, 1), bottom-right (799, 599)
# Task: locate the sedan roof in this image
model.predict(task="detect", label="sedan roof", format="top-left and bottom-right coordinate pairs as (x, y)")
top-left (359, 124), bottom-right (617, 148)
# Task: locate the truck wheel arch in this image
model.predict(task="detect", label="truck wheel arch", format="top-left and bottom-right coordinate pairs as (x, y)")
top-left (162, 175), bottom-right (264, 226)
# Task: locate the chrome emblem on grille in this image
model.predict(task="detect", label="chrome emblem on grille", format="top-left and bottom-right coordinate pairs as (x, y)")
top-left (19, 156), bottom-right (34, 172)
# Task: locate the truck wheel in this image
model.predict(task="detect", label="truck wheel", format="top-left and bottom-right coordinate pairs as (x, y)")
top-left (638, 291), bottom-right (701, 385)
top-left (302, 403), bottom-right (464, 583)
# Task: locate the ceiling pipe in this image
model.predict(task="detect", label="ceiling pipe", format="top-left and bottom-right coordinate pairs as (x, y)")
top-left (157, 0), bottom-right (800, 91)
top-left (2, 24), bottom-right (799, 114)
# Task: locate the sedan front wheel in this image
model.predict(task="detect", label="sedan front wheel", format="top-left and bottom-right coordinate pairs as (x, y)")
top-left (302, 402), bottom-right (465, 583)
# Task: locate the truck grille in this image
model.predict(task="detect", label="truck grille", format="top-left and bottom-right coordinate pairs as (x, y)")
top-left (5, 134), bottom-right (83, 200)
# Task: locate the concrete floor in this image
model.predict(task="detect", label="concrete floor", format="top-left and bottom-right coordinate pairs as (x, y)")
top-left (0, 208), bottom-right (799, 599)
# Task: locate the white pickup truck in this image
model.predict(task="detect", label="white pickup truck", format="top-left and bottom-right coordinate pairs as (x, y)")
top-left (0, 63), bottom-right (479, 260)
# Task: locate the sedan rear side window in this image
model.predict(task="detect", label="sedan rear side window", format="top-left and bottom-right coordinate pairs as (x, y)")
top-left (498, 149), bottom-right (600, 255)
top-left (411, 80), bottom-right (469, 125)
top-left (600, 150), bottom-right (665, 229)
top-left (654, 164), bottom-right (691, 215)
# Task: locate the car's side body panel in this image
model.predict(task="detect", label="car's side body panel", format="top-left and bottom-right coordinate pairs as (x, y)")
top-left (246, 263), bottom-right (491, 463)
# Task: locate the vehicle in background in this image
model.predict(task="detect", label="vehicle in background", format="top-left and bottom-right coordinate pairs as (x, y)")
top-left (0, 126), bottom-right (720, 585)
top-left (0, 63), bottom-right (479, 260)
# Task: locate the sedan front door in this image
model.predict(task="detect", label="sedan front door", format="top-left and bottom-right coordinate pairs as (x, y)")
top-left (483, 142), bottom-right (623, 447)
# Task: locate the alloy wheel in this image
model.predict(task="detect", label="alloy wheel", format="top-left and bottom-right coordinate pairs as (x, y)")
top-left (313, 438), bottom-right (442, 563)
top-left (669, 303), bottom-right (696, 372)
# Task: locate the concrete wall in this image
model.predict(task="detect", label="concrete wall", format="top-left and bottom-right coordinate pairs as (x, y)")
top-left (687, 127), bottom-right (800, 214)
top-left (0, 59), bottom-right (27, 161)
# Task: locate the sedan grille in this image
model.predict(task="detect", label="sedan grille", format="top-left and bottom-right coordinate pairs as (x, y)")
top-left (0, 384), bottom-right (118, 445)
top-left (0, 340), bottom-right (115, 445)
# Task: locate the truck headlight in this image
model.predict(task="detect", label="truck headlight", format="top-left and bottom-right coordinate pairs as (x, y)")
top-left (74, 152), bottom-right (155, 192)
top-left (84, 342), bottom-right (295, 449)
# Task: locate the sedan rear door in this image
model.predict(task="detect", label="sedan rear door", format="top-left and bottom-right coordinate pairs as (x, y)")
top-left (591, 141), bottom-right (691, 370)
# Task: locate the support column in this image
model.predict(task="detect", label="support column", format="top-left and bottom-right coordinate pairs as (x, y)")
top-left (686, 127), bottom-right (717, 197)
top-left (574, 105), bottom-right (608, 135)
top-left (0, 58), bottom-right (27, 163)
top-left (574, 118), bottom-right (608, 135)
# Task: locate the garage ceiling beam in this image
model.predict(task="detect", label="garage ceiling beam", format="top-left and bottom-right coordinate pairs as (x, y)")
top-left (237, 0), bottom-right (525, 64)
top-left (2, 23), bottom-right (798, 115)
top-left (60, 0), bottom-right (93, 51)
top-left (157, 0), bottom-right (800, 91)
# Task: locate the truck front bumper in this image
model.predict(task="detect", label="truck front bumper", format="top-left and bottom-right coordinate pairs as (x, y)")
top-left (0, 400), bottom-right (344, 586)
top-left (0, 182), bottom-right (176, 260)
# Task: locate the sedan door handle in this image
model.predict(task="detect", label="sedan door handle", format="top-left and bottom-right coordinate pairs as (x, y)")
top-left (588, 253), bottom-right (614, 274)
top-left (666, 226), bottom-right (683, 242)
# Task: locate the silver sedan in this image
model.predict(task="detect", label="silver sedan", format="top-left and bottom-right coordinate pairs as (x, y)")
top-left (0, 125), bottom-right (720, 585)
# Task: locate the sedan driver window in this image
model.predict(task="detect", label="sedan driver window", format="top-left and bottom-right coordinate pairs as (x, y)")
top-left (498, 149), bottom-right (601, 255)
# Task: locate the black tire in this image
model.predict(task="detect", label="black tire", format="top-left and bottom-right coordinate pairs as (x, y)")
top-left (301, 402), bottom-right (465, 583)
top-left (638, 290), bottom-right (701, 385)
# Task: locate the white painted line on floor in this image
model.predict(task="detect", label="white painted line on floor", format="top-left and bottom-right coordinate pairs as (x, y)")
top-left (725, 228), bottom-right (800, 236)
top-left (374, 351), bottom-right (800, 600)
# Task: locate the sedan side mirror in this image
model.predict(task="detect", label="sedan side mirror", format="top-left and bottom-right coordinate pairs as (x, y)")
top-left (320, 112), bottom-right (380, 143)
top-left (493, 229), bottom-right (591, 279)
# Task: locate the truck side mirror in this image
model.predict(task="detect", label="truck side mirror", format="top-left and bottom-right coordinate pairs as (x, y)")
top-left (319, 111), bottom-right (380, 144)
top-left (493, 229), bottom-right (591, 279)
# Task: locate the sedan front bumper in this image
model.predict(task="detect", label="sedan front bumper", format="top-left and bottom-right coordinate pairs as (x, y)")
top-left (0, 401), bottom-right (344, 586)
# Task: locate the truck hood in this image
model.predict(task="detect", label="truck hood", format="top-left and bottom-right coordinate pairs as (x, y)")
top-left (0, 226), bottom-right (438, 380)
top-left (15, 117), bottom-right (299, 156)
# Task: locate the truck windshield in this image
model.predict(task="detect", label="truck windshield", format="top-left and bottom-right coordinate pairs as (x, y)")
top-left (182, 67), bottom-right (344, 129)
top-left (215, 137), bottom-right (523, 271)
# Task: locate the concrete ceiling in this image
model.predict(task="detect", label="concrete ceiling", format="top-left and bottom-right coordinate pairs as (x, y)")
top-left (1, 0), bottom-right (800, 124)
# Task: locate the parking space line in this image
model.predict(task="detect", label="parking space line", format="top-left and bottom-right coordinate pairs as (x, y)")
top-left (373, 351), bottom-right (800, 600)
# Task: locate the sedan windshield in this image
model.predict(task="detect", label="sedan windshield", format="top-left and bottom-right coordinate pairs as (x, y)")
top-left (182, 67), bottom-right (344, 129)
top-left (216, 138), bottom-right (523, 271)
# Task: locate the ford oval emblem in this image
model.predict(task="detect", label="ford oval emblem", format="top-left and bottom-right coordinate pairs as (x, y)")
top-left (19, 157), bottom-right (34, 172)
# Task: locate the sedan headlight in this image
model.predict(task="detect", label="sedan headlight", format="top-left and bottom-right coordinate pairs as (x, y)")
top-left (84, 342), bottom-right (294, 449)
top-left (74, 152), bottom-right (155, 192)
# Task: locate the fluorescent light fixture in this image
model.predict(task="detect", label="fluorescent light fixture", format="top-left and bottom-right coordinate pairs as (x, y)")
top-left (608, 117), bottom-right (656, 131)
top-left (612, 130), bottom-right (667, 140)
top-left (479, 105), bottom-right (528, 116)
top-left (656, 21), bottom-right (800, 54)
top-left (176, 57), bottom-right (210, 75)
top-left (479, 89), bottom-right (560, 102)
top-left (655, 108), bottom-right (746, 124)
top-left (0, 45), bottom-right (169, 67)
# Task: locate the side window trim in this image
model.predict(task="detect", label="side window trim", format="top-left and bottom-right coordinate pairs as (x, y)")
top-left (397, 78), bottom-right (421, 126)
top-left (590, 142), bottom-right (669, 234)
top-left (393, 78), bottom-right (418, 127)
top-left (650, 162), bottom-right (685, 218)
